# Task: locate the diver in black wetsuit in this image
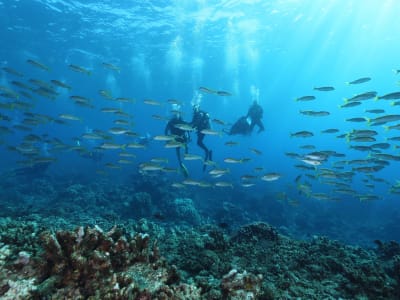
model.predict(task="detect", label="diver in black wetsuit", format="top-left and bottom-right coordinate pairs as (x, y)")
top-left (246, 100), bottom-right (265, 133)
top-left (228, 116), bottom-right (251, 135)
top-left (165, 113), bottom-right (190, 178)
top-left (191, 105), bottom-right (212, 170)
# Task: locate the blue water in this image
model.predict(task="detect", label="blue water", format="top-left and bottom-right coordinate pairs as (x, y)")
top-left (1, 0), bottom-right (400, 245)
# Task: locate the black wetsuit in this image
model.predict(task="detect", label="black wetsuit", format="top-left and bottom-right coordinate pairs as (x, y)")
top-left (246, 103), bottom-right (265, 133)
top-left (165, 116), bottom-right (189, 168)
top-left (191, 110), bottom-right (212, 165)
top-left (229, 116), bottom-right (251, 135)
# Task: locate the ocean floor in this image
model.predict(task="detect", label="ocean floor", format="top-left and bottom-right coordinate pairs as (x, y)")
top-left (0, 174), bottom-right (399, 299)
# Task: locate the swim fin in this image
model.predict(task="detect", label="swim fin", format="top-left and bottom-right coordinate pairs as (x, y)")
top-left (181, 163), bottom-right (189, 178)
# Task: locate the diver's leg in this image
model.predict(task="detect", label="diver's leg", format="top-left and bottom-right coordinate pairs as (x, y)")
top-left (176, 148), bottom-right (182, 164)
top-left (197, 133), bottom-right (209, 160)
top-left (257, 120), bottom-right (265, 133)
top-left (176, 147), bottom-right (188, 178)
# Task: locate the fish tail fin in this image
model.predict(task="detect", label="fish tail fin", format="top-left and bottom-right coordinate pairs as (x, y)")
top-left (390, 101), bottom-right (395, 106)
top-left (374, 96), bottom-right (379, 101)
top-left (345, 82), bottom-right (350, 85)
top-left (366, 117), bottom-right (371, 126)
top-left (383, 125), bottom-right (389, 131)
top-left (343, 98), bottom-right (349, 104)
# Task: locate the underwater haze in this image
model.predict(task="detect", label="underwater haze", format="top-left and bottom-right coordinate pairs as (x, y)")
top-left (2, 0), bottom-right (400, 246)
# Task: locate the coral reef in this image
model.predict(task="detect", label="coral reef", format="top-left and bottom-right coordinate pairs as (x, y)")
top-left (0, 219), bottom-right (399, 299)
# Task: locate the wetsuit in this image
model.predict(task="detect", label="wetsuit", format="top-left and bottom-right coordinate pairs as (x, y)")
top-left (191, 109), bottom-right (212, 169)
top-left (165, 116), bottom-right (189, 176)
top-left (246, 103), bottom-right (265, 133)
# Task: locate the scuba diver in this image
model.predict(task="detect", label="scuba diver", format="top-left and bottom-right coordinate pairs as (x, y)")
top-left (246, 100), bottom-right (265, 133)
top-left (228, 116), bottom-right (251, 135)
top-left (165, 113), bottom-right (190, 178)
top-left (191, 105), bottom-right (212, 171)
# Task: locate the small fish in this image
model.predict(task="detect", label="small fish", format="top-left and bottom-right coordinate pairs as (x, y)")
top-left (295, 95), bottom-right (315, 101)
top-left (119, 152), bottom-right (136, 158)
top-left (102, 62), bottom-right (120, 72)
top-left (164, 141), bottom-right (185, 148)
top-left (70, 95), bottom-right (91, 103)
top-left (321, 129), bottom-right (339, 134)
top-left (313, 86), bottom-right (335, 91)
top-left (300, 159), bottom-right (321, 166)
top-left (153, 135), bottom-right (177, 141)
top-left (261, 173), bottom-right (281, 182)
top-left (113, 119), bottom-right (130, 126)
top-left (300, 110), bottom-right (330, 117)
top-left (225, 141), bottom-right (239, 147)
top-left (108, 127), bottom-right (130, 135)
top-left (346, 117), bottom-right (367, 123)
top-left (174, 123), bottom-right (195, 131)
top-left (81, 133), bottom-right (104, 140)
top-left (27, 59), bottom-right (50, 71)
top-left (59, 114), bottom-right (82, 121)
top-left (377, 92), bottom-right (400, 100)
top-left (345, 91), bottom-right (377, 102)
top-left (224, 158), bottom-right (243, 164)
top-left (339, 101), bottom-right (361, 108)
top-left (126, 143), bottom-right (146, 149)
top-left (291, 131), bottom-right (314, 138)
top-left (371, 143), bottom-right (390, 149)
top-left (115, 97), bottom-right (135, 103)
top-left (216, 90), bottom-right (232, 96)
top-left (349, 136), bottom-right (376, 142)
top-left (172, 183), bottom-right (186, 188)
top-left (199, 86), bottom-right (217, 94)
top-left (144, 99), bottom-right (162, 106)
top-left (242, 183), bottom-right (256, 188)
top-left (183, 153), bottom-right (203, 161)
top-left (200, 129), bottom-right (221, 135)
top-left (212, 118), bottom-right (226, 125)
top-left (215, 181), bottom-right (233, 188)
top-left (105, 110), bottom-right (126, 117)
top-left (209, 168), bottom-right (230, 176)
top-left (2, 67), bottom-right (23, 77)
top-left (241, 175), bottom-right (258, 181)
top-left (182, 179), bottom-right (202, 186)
top-left (11, 81), bottom-right (32, 90)
top-left (99, 90), bottom-right (113, 99)
top-left (365, 109), bottom-right (385, 114)
top-left (51, 80), bottom-right (72, 90)
top-left (100, 143), bottom-right (125, 150)
top-left (300, 144), bottom-right (316, 149)
top-left (383, 123), bottom-right (400, 131)
top-left (167, 98), bottom-right (182, 105)
top-left (139, 163), bottom-right (163, 171)
top-left (69, 64), bottom-right (91, 75)
top-left (249, 148), bottom-right (262, 155)
top-left (345, 77), bottom-right (371, 85)
top-left (150, 157), bottom-right (169, 164)
top-left (369, 114), bottom-right (400, 125)
top-left (118, 159), bottom-right (133, 164)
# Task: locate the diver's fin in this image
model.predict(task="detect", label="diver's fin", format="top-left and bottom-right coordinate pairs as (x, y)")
top-left (180, 163), bottom-right (189, 178)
